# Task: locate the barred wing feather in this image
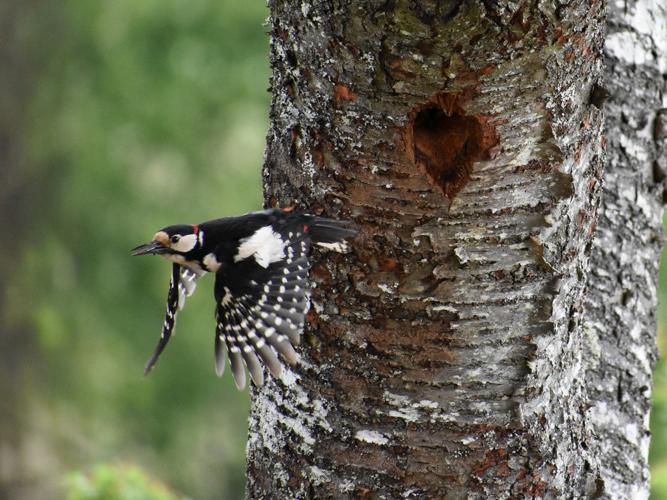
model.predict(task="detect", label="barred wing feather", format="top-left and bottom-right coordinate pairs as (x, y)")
top-left (214, 236), bottom-right (311, 389)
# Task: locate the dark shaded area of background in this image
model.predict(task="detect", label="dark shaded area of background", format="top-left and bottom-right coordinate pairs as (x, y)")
top-left (0, 2), bottom-right (665, 499)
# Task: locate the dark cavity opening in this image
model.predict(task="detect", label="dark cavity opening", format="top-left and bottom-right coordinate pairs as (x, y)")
top-left (408, 95), bottom-right (498, 199)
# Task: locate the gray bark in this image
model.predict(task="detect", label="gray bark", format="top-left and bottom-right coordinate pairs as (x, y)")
top-left (247, 0), bottom-right (666, 498)
top-left (584, 0), bottom-right (667, 498)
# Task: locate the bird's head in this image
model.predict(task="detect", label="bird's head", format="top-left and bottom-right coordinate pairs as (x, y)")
top-left (131, 224), bottom-right (204, 259)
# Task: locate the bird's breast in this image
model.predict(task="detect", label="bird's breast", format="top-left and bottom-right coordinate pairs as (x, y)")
top-left (161, 253), bottom-right (208, 275)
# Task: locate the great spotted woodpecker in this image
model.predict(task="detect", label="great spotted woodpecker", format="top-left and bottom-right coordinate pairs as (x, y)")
top-left (131, 208), bottom-right (357, 389)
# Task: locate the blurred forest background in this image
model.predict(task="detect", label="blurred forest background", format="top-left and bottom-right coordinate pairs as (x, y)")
top-left (1, 1), bottom-right (266, 498)
top-left (1, 1), bottom-right (666, 499)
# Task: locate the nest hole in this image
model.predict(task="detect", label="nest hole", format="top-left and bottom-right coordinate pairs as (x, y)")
top-left (408, 96), bottom-right (498, 199)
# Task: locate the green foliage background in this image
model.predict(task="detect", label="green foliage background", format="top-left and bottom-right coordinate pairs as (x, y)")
top-left (8, 1), bottom-right (268, 498)
top-left (651, 231), bottom-right (667, 498)
top-left (3, 1), bottom-right (666, 499)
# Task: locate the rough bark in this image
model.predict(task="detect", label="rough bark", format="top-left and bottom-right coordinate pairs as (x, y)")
top-left (247, 0), bottom-right (663, 498)
top-left (584, 0), bottom-right (667, 497)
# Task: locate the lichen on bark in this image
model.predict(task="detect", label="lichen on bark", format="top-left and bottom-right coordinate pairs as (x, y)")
top-left (247, 0), bottom-right (666, 498)
top-left (583, 0), bottom-right (667, 497)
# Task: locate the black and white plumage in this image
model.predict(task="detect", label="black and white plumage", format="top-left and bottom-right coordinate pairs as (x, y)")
top-left (132, 208), bottom-right (357, 389)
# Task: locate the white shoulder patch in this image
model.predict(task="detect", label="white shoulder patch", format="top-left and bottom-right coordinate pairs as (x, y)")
top-left (234, 226), bottom-right (286, 268)
top-left (203, 252), bottom-right (221, 272)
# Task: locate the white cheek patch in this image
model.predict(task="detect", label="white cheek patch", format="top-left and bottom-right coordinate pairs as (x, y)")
top-left (234, 226), bottom-right (286, 268)
top-left (172, 234), bottom-right (197, 253)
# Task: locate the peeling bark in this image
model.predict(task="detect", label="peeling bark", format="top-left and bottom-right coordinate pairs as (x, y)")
top-left (247, 0), bottom-right (666, 498)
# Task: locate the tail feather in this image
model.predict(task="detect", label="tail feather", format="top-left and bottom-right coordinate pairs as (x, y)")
top-left (308, 217), bottom-right (357, 242)
top-left (307, 216), bottom-right (358, 253)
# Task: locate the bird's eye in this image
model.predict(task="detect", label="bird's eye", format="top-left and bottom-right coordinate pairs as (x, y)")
top-left (170, 235), bottom-right (181, 243)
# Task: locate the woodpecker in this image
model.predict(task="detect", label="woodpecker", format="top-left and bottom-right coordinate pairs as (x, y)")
top-left (131, 208), bottom-right (357, 389)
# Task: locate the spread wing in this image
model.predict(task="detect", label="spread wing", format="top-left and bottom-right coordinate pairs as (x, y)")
top-left (177, 267), bottom-right (201, 309)
top-left (144, 264), bottom-right (201, 375)
top-left (214, 229), bottom-right (311, 389)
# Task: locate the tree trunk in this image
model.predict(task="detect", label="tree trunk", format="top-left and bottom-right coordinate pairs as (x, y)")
top-left (584, 0), bottom-right (667, 497)
top-left (0, 1), bottom-right (44, 497)
top-left (247, 1), bottom-right (665, 498)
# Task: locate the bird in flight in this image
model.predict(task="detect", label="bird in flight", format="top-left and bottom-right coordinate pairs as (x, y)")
top-left (131, 208), bottom-right (357, 389)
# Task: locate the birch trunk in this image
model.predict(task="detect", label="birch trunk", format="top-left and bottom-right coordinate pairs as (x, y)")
top-left (584, 0), bottom-right (667, 497)
top-left (247, 0), bottom-right (666, 497)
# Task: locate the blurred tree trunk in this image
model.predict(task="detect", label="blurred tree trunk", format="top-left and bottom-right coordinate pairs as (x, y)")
top-left (247, 0), bottom-right (666, 497)
top-left (0, 1), bottom-right (48, 498)
top-left (0, 4), bottom-right (31, 497)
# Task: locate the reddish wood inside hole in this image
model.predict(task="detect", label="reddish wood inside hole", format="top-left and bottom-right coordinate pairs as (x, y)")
top-left (407, 95), bottom-right (498, 199)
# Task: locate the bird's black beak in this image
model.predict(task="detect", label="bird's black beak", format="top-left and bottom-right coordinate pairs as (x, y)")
top-left (131, 241), bottom-right (171, 256)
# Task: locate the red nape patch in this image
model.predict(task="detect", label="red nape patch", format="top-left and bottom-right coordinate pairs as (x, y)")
top-left (404, 92), bottom-right (499, 199)
top-left (192, 224), bottom-right (199, 234)
top-left (303, 224), bottom-right (309, 232)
